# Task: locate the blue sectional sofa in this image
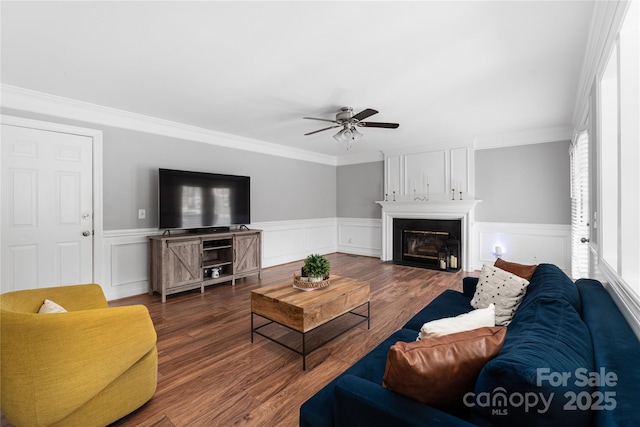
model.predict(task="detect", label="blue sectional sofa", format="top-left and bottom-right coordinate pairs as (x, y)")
top-left (299, 264), bottom-right (640, 427)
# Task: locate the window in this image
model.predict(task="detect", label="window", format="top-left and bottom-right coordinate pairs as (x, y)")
top-left (570, 130), bottom-right (589, 279)
top-left (599, 46), bottom-right (618, 270)
top-left (597, 0), bottom-right (640, 295)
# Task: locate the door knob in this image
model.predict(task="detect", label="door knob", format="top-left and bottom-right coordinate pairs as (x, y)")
top-left (580, 237), bottom-right (590, 243)
top-left (82, 231), bottom-right (91, 237)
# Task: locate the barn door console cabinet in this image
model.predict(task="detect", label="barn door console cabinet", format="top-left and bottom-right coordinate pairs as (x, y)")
top-left (149, 229), bottom-right (262, 302)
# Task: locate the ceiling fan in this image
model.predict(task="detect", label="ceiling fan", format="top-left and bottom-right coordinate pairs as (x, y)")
top-left (303, 107), bottom-right (399, 149)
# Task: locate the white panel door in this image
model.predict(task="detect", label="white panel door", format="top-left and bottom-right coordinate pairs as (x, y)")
top-left (1, 124), bottom-right (93, 292)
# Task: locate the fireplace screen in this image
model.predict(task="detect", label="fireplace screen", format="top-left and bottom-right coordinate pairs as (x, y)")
top-left (403, 230), bottom-right (449, 262)
top-left (401, 229), bottom-right (461, 271)
top-left (393, 218), bottom-right (462, 271)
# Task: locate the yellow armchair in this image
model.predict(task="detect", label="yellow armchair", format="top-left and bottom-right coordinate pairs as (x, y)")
top-left (0, 284), bottom-right (158, 426)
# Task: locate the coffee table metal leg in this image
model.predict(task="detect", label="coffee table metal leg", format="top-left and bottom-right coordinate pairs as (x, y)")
top-left (252, 301), bottom-right (370, 370)
top-left (302, 332), bottom-right (306, 370)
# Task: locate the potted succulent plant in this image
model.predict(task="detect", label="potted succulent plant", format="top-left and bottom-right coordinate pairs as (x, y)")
top-left (302, 254), bottom-right (330, 282)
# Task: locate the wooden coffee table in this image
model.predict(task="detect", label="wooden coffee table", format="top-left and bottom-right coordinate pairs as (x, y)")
top-left (251, 275), bottom-right (370, 369)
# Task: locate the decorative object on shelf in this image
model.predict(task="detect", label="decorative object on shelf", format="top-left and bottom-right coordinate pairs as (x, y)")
top-left (303, 253), bottom-right (330, 281)
top-left (413, 188), bottom-right (429, 202)
top-left (393, 190), bottom-right (396, 201)
top-left (295, 254), bottom-right (331, 290)
top-left (451, 188), bottom-right (455, 200)
top-left (385, 193), bottom-right (388, 201)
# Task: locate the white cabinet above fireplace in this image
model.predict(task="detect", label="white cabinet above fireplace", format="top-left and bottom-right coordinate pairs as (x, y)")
top-left (383, 143), bottom-right (474, 201)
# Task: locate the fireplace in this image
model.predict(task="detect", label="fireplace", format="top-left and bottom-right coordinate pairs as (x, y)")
top-left (376, 200), bottom-right (480, 272)
top-left (393, 218), bottom-right (462, 271)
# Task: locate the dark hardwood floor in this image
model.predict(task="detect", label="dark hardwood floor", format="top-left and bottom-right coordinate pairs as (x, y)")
top-left (3, 254), bottom-right (476, 427)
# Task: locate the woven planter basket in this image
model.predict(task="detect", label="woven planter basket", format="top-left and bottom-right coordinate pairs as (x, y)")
top-left (293, 273), bottom-right (330, 290)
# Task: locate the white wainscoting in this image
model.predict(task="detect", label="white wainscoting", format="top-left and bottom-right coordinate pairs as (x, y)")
top-left (251, 218), bottom-right (338, 268)
top-left (101, 228), bottom-right (160, 301)
top-left (337, 218), bottom-right (382, 257)
top-left (100, 220), bottom-right (570, 300)
top-left (473, 222), bottom-right (571, 273)
top-left (101, 218), bottom-right (384, 301)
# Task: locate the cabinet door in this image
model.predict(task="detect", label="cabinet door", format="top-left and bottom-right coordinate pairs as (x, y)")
top-left (405, 150), bottom-right (447, 196)
top-left (450, 147), bottom-right (469, 195)
top-left (234, 233), bottom-right (260, 275)
top-left (163, 239), bottom-right (202, 288)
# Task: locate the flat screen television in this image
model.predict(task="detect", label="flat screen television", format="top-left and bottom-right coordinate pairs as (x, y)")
top-left (158, 168), bottom-right (250, 231)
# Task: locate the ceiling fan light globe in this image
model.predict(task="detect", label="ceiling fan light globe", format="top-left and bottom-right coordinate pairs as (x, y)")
top-left (352, 128), bottom-right (363, 141)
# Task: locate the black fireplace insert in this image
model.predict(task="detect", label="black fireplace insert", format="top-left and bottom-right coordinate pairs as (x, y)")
top-left (393, 218), bottom-right (461, 271)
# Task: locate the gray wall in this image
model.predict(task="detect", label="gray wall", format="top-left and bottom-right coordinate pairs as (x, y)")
top-left (3, 108), bottom-right (571, 228)
top-left (337, 161), bottom-right (383, 219)
top-left (2, 109), bottom-right (336, 230)
top-left (475, 141), bottom-right (571, 224)
top-left (102, 127), bottom-right (336, 229)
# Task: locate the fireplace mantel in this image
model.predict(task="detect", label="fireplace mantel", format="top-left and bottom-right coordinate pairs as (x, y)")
top-left (376, 199), bottom-right (481, 271)
top-left (376, 200), bottom-right (481, 216)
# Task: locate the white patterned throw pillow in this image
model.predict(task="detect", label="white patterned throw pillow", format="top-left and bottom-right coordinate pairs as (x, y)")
top-left (38, 299), bottom-right (68, 314)
top-left (417, 304), bottom-right (496, 340)
top-left (471, 264), bottom-right (529, 326)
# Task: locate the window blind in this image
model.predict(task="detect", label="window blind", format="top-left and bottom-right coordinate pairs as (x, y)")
top-left (570, 130), bottom-right (590, 279)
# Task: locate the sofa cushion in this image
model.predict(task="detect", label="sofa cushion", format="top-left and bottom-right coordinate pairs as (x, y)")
top-left (471, 264), bottom-right (529, 326)
top-left (300, 328), bottom-right (418, 427)
top-left (417, 304), bottom-right (495, 340)
top-left (494, 258), bottom-right (537, 281)
top-left (470, 297), bottom-right (595, 427)
top-left (383, 327), bottom-right (506, 408)
top-left (577, 279), bottom-right (640, 427)
top-left (335, 374), bottom-right (478, 427)
top-left (517, 263), bottom-right (581, 315)
top-left (402, 289), bottom-right (473, 332)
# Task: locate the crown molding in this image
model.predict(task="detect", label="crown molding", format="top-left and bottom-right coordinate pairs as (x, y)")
top-left (473, 126), bottom-right (573, 150)
top-left (572, 0), bottom-right (631, 127)
top-left (336, 150), bottom-right (385, 166)
top-left (0, 84), bottom-right (338, 166)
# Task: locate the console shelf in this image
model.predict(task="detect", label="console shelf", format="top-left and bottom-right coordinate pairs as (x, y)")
top-left (148, 229), bottom-right (262, 302)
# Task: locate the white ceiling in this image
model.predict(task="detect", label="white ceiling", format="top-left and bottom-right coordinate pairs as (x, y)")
top-left (1, 1), bottom-right (595, 164)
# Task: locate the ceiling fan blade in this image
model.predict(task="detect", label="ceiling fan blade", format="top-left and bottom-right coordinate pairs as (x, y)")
top-left (304, 124), bottom-right (341, 136)
top-left (352, 108), bottom-right (379, 122)
top-left (303, 117), bottom-right (338, 124)
top-left (358, 121), bottom-right (400, 129)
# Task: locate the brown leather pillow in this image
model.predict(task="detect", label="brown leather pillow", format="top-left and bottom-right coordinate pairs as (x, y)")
top-left (494, 258), bottom-right (537, 281)
top-left (382, 326), bottom-right (506, 407)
